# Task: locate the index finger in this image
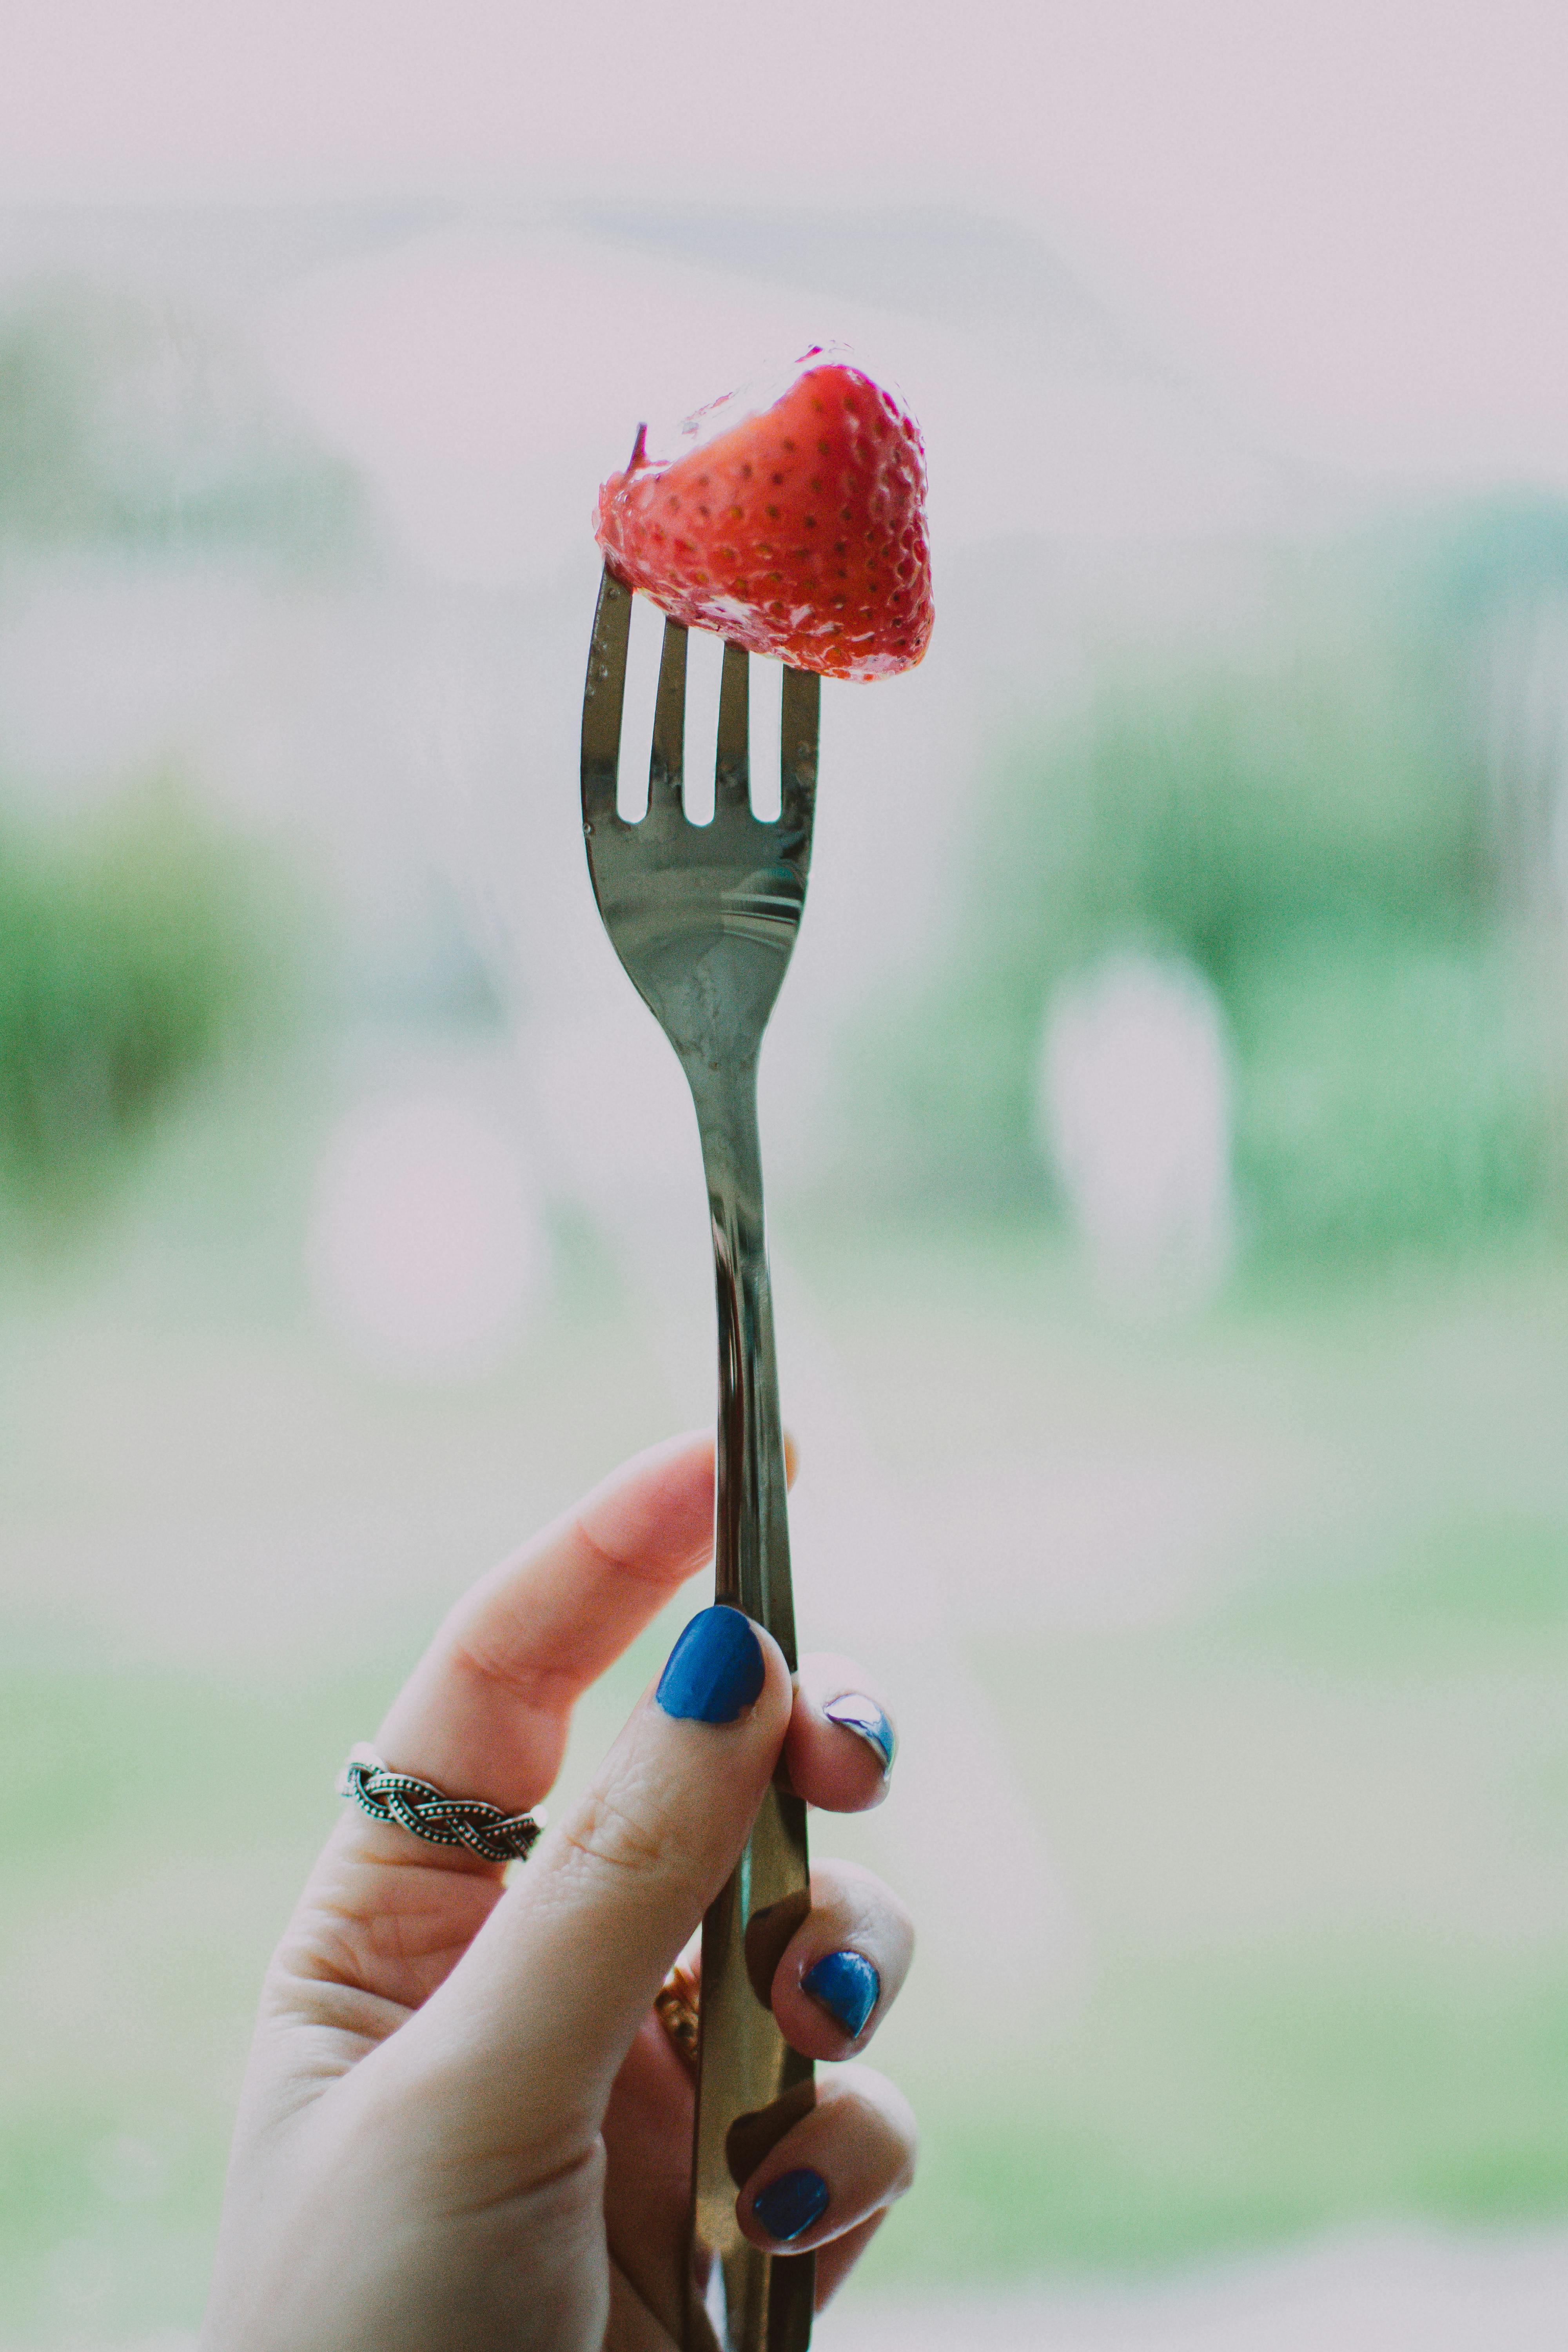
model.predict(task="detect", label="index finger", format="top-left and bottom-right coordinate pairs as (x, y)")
top-left (374, 1429), bottom-right (720, 1831)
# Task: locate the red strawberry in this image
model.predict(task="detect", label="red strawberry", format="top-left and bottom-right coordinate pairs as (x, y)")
top-left (593, 348), bottom-right (933, 681)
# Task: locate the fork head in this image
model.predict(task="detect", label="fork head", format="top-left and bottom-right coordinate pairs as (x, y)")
top-left (581, 564), bottom-right (819, 1072)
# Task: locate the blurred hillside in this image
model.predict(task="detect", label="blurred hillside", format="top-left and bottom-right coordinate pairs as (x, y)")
top-left (0, 201), bottom-right (1562, 1269)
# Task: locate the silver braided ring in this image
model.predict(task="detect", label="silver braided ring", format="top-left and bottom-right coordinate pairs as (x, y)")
top-left (338, 1744), bottom-right (545, 1864)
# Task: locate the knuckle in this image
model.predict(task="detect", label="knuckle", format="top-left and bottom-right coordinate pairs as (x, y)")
top-left (830, 2062), bottom-right (921, 2162)
top-left (561, 1781), bottom-right (679, 1885)
top-left (806, 1860), bottom-right (916, 1962)
top-left (563, 1786), bottom-right (665, 1876)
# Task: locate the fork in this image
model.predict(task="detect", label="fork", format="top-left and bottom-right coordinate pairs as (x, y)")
top-left (581, 559), bottom-right (820, 2352)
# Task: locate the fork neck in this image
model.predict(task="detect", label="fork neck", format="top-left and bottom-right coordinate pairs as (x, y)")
top-left (684, 1053), bottom-right (798, 1672)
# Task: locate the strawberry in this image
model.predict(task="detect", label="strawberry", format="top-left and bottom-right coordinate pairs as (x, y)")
top-left (593, 348), bottom-right (933, 681)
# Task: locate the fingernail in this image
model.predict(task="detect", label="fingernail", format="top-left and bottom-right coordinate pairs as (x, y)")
top-left (802, 1948), bottom-right (880, 2040)
top-left (657, 1606), bottom-right (766, 1724)
top-left (752, 2166), bottom-right (830, 2244)
top-left (824, 1692), bottom-right (896, 1775)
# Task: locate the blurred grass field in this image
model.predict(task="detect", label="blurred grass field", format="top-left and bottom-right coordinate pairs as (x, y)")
top-left (4, 1060), bottom-right (1568, 2343)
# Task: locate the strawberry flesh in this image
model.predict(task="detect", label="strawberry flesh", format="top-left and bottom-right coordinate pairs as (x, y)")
top-left (593, 351), bottom-right (933, 681)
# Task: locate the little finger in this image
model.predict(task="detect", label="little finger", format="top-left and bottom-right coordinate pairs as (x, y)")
top-left (737, 2064), bottom-right (916, 2256)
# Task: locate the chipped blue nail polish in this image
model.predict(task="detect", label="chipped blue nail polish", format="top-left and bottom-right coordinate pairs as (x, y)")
top-left (656, 1606), bottom-right (765, 1724)
top-left (803, 1948), bottom-right (880, 2040)
top-left (753, 2166), bottom-right (830, 2244)
top-left (824, 1692), bottom-right (896, 1775)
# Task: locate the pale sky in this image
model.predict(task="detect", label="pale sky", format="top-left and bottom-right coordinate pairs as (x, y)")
top-left (3, 0), bottom-right (1567, 483)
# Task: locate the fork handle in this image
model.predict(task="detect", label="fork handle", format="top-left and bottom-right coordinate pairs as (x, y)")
top-left (684, 1053), bottom-right (814, 2352)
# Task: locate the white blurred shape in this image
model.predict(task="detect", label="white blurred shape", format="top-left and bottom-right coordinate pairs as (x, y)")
top-left (309, 1082), bottom-right (545, 1382)
top-left (1038, 953), bottom-right (1234, 1299)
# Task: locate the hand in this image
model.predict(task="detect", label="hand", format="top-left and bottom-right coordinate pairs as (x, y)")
top-left (202, 1432), bottom-right (916, 2351)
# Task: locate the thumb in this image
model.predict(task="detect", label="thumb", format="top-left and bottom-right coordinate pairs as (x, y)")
top-left (383, 1605), bottom-right (791, 2166)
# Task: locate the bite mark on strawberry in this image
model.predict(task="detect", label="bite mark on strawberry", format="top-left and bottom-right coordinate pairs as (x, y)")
top-left (593, 350), bottom-right (933, 682)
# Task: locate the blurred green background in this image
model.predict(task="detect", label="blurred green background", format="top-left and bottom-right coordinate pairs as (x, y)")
top-left (3, 211), bottom-right (1568, 2347)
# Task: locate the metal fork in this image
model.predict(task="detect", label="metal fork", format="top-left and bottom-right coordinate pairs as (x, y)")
top-left (581, 560), bottom-right (819, 2352)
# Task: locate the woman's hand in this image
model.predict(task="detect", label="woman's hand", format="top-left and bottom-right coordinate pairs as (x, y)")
top-left (202, 1432), bottom-right (916, 2352)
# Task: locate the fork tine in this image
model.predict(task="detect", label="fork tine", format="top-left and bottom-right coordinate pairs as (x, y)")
top-left (648, 618), bottom-right (688, 818)
top-left (780, 666), bottom-right (820, 835)
top-left (581, 565), bottom-right (632, 829)
top-left (715, 641), bottom-right (750, 815)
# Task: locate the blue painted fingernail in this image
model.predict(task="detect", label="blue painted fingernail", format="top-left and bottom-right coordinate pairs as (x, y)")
top-left (824, 1693), bottom-right (897, 1775)
top-left (657, 1606), bottom-right (766, 1724)
top-left (803, 1949), bottom-right (880, 2040)
top-left (753, 2166), bottom-right (830, 2243)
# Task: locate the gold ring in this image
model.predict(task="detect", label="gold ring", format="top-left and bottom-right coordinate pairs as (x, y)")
top-left (654, 1958), bottom-right (700, 2075)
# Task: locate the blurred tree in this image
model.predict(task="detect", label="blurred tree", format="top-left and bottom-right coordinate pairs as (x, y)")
top-left (0, 780), bottom-right (258, 1219)
top-left (852, 502), bottom-right (1568, 1259)
top-left (0, 276), bottom-right (363, 1232)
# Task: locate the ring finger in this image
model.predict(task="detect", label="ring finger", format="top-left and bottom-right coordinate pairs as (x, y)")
top-left (772, 1860), bottom-right (914, 2060)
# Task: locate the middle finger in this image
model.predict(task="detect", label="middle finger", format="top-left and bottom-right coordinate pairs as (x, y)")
top-left (784, 1651), bottom-right (898, 1814)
